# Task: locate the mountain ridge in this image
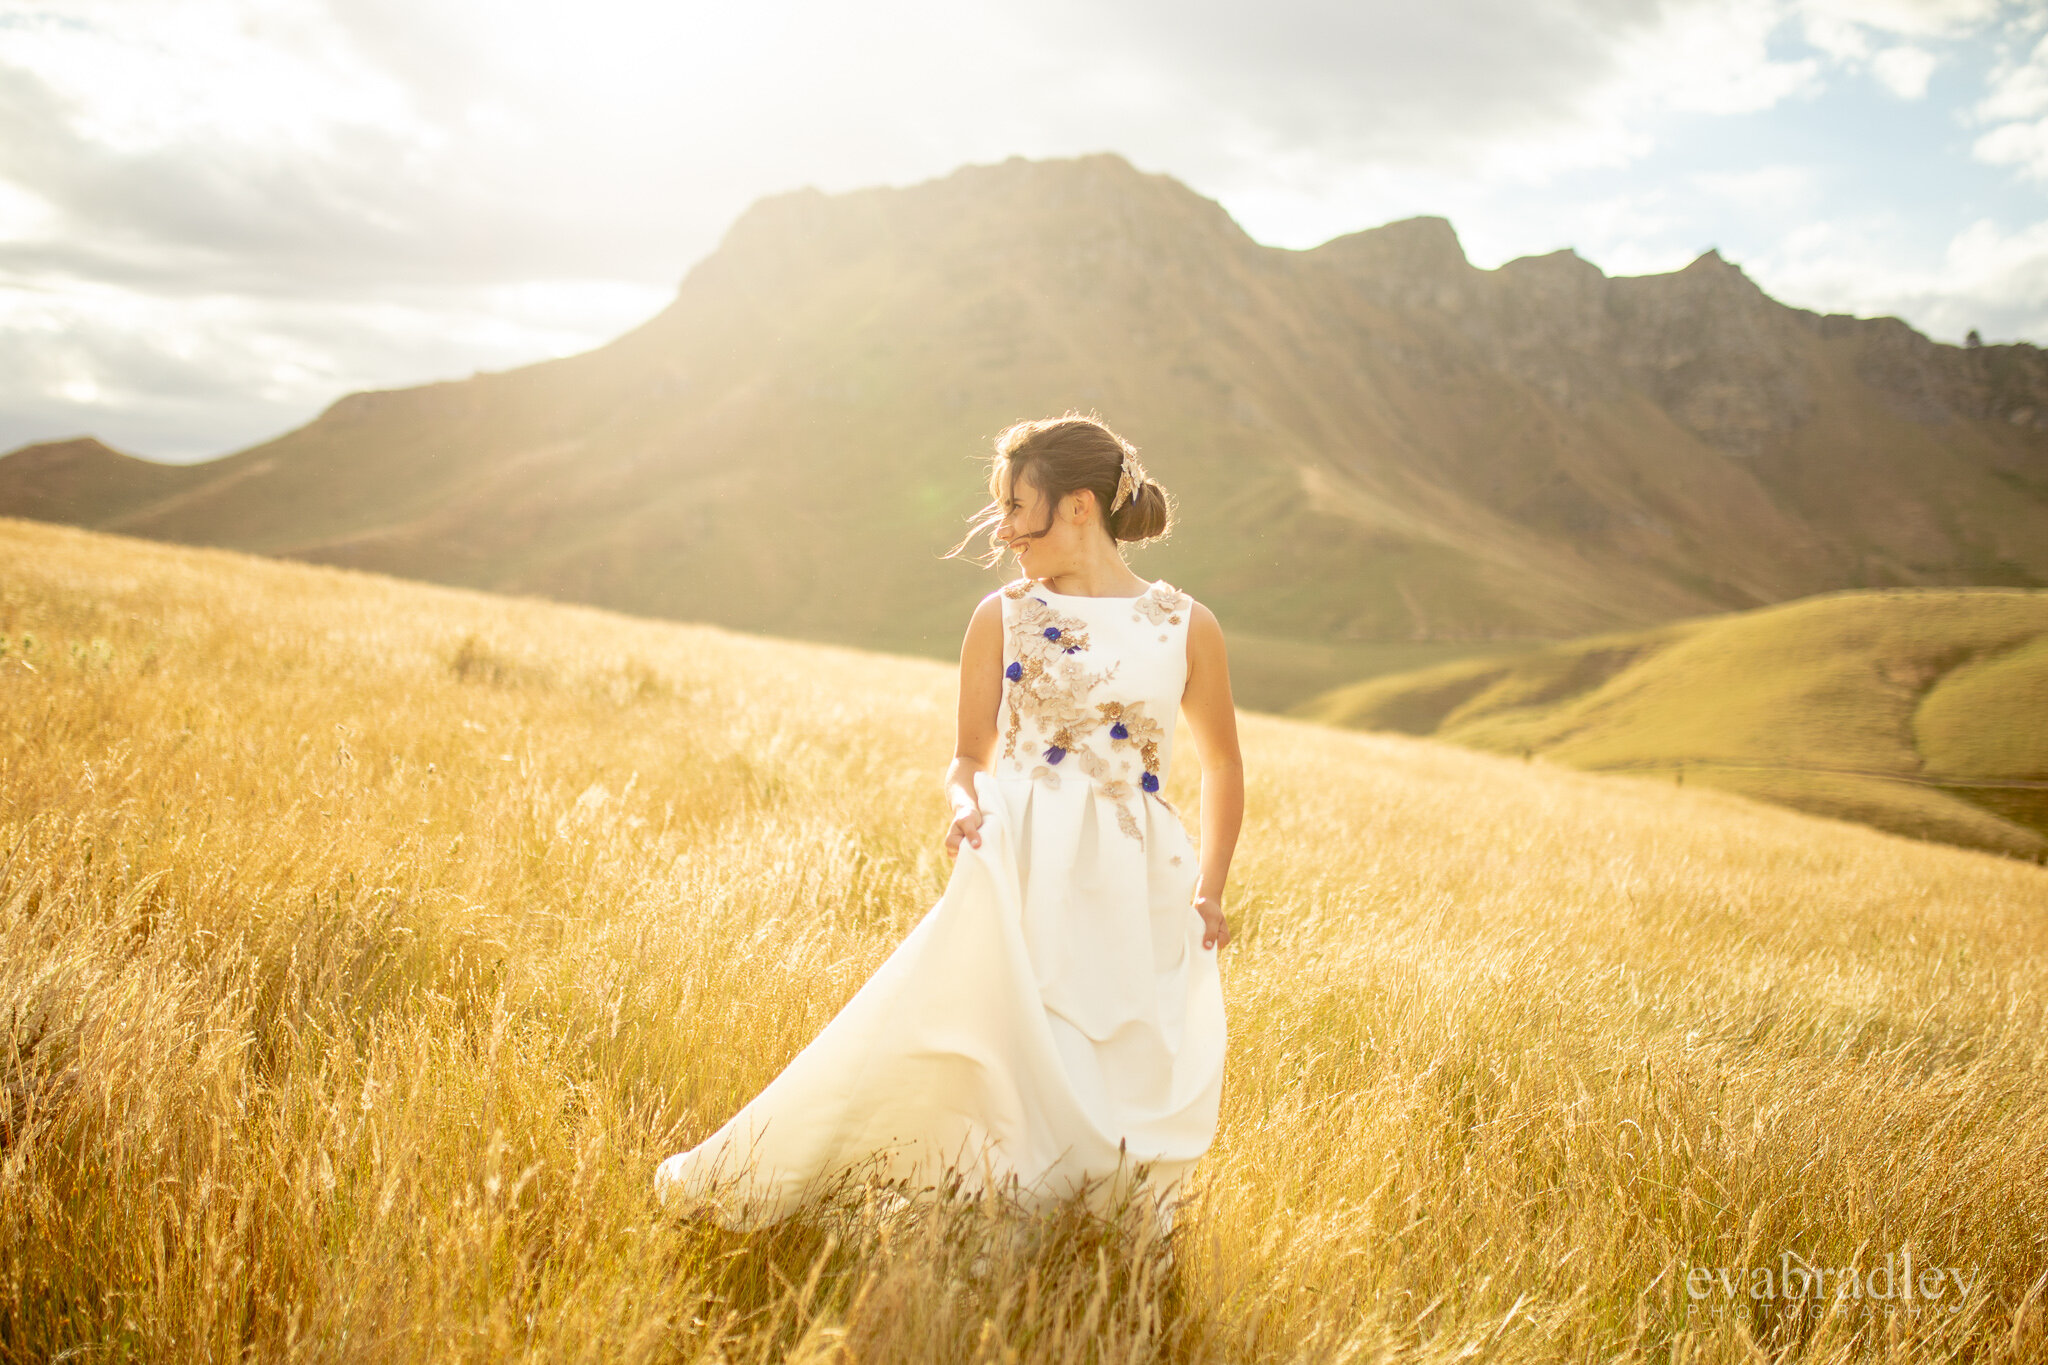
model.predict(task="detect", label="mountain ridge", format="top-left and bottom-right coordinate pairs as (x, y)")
top-left (5, 151), bottom-right (2046, 708)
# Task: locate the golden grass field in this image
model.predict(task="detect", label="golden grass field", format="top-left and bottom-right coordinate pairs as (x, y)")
top-left (4, 515), bottom-right (2047, 1364)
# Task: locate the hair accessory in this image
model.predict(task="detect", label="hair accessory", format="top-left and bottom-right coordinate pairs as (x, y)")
top-left (1110, 450), bottom-right (1144, 515)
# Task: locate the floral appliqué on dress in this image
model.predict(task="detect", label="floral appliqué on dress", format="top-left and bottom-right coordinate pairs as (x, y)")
top-left (1133, 585), bottom-right (1188, 627)
top-left (1000, 579), bottom-right (1181, 847)
top-left (1000, 585), bottom-right (1118, 768)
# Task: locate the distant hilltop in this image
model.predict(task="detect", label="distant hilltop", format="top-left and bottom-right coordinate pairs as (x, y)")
top-left (5, 152), bottom-right (2046, 709)
top-left (1296, 586), bottom-right (2048, 860)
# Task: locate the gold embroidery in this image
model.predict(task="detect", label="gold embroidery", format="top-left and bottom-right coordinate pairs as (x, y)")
top-left (1098, 699), bottom-right (1166, 778)
top-left (1013, 594), bottom-right (1095, 656)
top-left (1001, 582), bottom-right (1115, 768)
top-left (998, 578), bottom-right (1179, 846)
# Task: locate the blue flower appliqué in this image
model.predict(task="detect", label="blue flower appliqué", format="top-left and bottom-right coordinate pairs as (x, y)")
top-left (1110, 722), bottom-right (1128, 739)
top-left (1005, 660), bottom-right (1022, 681)
top-left (1045, 745), bottom-right (1067, 765)
top-left (1140, 772), bottom-right (1159, 793)
top-left (1042, 626), bottom-right (1062, 641)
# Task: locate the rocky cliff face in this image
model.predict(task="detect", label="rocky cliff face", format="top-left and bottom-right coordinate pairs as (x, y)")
top-left (4, 152), bottom-right (2045, 706)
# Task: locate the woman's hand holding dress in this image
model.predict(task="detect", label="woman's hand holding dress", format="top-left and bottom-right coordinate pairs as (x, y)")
top-left (945, 801), bottom-right (984, 855)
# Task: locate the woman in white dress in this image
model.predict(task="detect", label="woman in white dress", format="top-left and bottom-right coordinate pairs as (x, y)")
top-left (654, 415), bottom-right (1241, 1229)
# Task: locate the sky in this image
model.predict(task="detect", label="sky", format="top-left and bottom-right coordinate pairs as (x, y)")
top-left (2, 0), bottom-right (2046, 461)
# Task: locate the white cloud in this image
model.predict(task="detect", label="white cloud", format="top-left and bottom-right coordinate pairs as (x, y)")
top-left (1797, 0), bottom-right (1992, 99)
top-left (1972, 29), bottom-right (2048, 180)
top-left (1975, 30), bottom-right (2048, 121)
top-left (0, 0), bottom-right (425, 154)
top-left (1871, 44), bottom-right (1938, 97)
top-left (1798, 0), bottom-right (2004, 43)
top-left (1739, 210), bottom-right (2048, 344)
top-left (1976, 117), bottom-right (2048, 179)
top-left (1605, 0), bottom-right (1823, 118)
top-left (0, 175), bottom-right (55, 238)
top-left (0, 271), bottom-right (669, 456)
top-left (1691, 164), bottom-right (1819, 211)
top-left (1114, 0), bottom-right (1845, 254)
top-left (1910, 216), bottom-right (2048, 341)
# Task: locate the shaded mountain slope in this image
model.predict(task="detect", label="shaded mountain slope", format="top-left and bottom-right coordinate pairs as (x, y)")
top-left (1292, 587), bottom-right (2048, 860)
top-left (4, 153), bottom-right (2046, 710)
top-left (0, 437), bottom-right (207, 525)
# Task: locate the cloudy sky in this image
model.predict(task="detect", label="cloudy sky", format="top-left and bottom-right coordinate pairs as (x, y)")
top-left (3, 0), bottom-right (2046, 461)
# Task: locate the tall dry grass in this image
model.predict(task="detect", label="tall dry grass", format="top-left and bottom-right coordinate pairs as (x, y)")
top-left (3, 515), bottom-right (2046, 1363)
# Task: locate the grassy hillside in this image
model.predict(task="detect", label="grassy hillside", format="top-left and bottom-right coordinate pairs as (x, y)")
top-left (1295, 588), bottom-right (2048, 863)
top-left (6, 155), bottom-right (2046, 714)
top-left (4, 516), bottom-right (2048, 1363)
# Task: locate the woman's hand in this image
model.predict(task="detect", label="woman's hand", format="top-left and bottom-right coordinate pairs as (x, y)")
top-left (945, 801), bottom-right (985, 857)
top-left (1194, 893), bottom-right (1231, 951)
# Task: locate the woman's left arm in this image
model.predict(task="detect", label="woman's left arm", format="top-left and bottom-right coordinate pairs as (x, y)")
top-left (943, 591), bottom-right (1004, 855)
top-left (1181, 602), bottom-right (1242, 951)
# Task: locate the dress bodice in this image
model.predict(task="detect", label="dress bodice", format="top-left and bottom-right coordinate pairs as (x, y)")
top-left (996, 576), bottom-right (1193, 844)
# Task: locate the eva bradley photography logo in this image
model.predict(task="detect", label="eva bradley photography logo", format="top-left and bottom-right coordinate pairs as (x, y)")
top-left (1686, 1249), bottom-right (1982, 1320)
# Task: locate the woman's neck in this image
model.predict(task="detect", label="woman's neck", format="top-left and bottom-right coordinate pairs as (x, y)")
top-left (1036, 552), bottom-right (1149, 599)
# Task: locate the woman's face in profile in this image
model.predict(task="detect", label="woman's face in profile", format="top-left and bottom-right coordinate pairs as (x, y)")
top-left (995, 469), bottom-right (1089, 577)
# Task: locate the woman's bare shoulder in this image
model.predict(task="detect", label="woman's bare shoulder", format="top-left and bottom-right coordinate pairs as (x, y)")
top-left (1190, 601), bottom-right (1230, 651)
top-left (963, 589), bottom-right (1006, 637)
top-left (1172, 590), bottom-right (1223, 637)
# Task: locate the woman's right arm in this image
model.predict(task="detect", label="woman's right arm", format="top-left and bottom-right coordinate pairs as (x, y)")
top-left (944, 592), bottom-right (1004, 855)
top-left (1181, 601), bottom-right (1242, 951)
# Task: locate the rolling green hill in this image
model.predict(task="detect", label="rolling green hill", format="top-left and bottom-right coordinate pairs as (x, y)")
top-left (5, 154), bottom-right (2047, 712)
top-left (1294, 587), bottom-right (2048, 861)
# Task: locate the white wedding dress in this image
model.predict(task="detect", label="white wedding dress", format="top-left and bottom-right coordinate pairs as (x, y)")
top-left (654, 576), bottom-right (1227, 1227)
